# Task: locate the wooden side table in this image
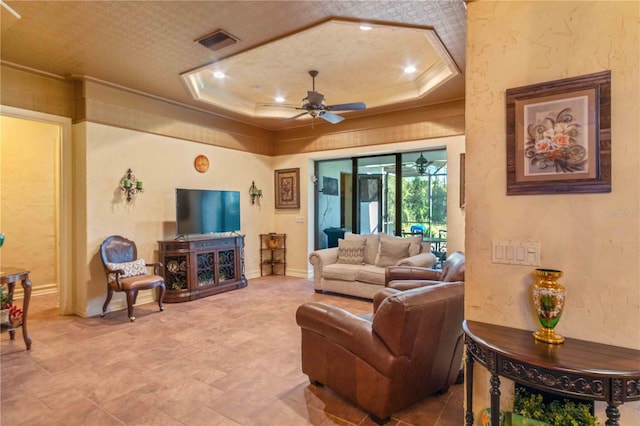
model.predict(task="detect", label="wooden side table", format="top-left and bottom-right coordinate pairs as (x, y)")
top-left (1, 267), bottom-right (32, 350)
top-left (464, 320), bottom-right (640, 426)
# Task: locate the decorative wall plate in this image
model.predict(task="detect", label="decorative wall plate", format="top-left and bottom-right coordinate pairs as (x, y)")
top-left (194, 155), bottom-right (209, 173)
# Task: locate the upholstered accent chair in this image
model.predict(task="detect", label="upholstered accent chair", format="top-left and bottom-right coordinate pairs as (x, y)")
top-left (296, 281), bottom-right (464, 424)
top-left (385, 250), bottom-right (465, 290)
top-left (99, 235), bottom-right (166, 322)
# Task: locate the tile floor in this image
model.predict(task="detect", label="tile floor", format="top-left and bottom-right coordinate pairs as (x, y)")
top-left (1, 276), bottom-right (463, 425)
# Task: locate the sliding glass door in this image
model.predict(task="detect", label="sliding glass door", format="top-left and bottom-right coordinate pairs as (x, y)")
top-left (356, 155), bottom-right (396, 235)
top-left (314, 149), bottom-right (446, 250)
top-left (399, 151), bottom-right (447, 237)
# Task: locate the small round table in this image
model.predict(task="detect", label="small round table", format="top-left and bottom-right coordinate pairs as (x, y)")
top-left (1, 267), bottom-right (32, 350)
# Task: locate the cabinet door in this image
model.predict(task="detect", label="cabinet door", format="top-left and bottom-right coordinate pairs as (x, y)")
top-left (196, 252), bottom-right (216, 287)
top-left (164, 255), bottom-right (189, 291)
top-left (217, 248), bottom-right (237, 283)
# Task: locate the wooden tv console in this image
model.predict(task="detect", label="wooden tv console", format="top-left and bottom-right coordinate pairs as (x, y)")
top-left (158, 235), bottom-right (247, 303)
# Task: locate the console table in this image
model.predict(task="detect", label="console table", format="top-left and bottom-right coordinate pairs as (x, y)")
top-left (158, 235), bottom-right (247, 303)
top-left (1, 267), bottom-right (32, 350)
top-left (464, 320), bottom-right (640, 426)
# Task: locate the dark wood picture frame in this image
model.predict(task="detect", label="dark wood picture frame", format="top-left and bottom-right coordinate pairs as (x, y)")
top-left (506, 71), bottom-right (611, 195)
top-left (274, 168), bottom-right (300, 209)
top-left (460, 153), bottom-right (466, 208)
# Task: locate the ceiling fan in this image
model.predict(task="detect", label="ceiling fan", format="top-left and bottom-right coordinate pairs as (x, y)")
top-left (285, 70), bottom-right (366, 126)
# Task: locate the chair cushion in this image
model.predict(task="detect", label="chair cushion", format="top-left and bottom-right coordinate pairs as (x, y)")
top-left (336, 238), bottom-right (365, 264)
top-left (118, 274), bottom-right (164, 291)
top-left (106, 258), bottom-right (146, 283)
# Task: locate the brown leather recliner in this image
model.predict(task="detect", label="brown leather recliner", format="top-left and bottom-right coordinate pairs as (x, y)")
top-left (295, 281), bottom-right (464, 424)
top-left (385, 251), bottom-right (465, 290)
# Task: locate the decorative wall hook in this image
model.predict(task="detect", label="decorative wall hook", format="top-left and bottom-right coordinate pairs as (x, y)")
top-left (249, 181), bottom-right (263, 205)
top-left (119, 168), bottom-right (143, 202)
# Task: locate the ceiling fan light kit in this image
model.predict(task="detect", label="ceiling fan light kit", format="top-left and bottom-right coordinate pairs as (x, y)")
top-left (285, 70), bottom-right (366, 127)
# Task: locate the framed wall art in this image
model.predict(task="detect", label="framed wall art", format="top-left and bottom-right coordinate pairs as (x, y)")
top-left (322, 176), bottom-right (339, 196)
top-left (274, 168), bottom-right (300, 209)
top-left (506, 71), bottom-right (611, 195)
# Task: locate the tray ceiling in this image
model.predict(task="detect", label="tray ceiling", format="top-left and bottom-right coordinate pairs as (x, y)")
top-left (0, 1), bottom-right (467, 130)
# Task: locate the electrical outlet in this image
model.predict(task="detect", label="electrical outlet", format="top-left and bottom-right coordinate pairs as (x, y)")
top-left (295, 216), bottom-right (304, 223)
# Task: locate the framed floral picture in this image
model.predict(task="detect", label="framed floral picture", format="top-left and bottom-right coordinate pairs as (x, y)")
top-left (506, 71), bottom-right (611, 195)
top-left (274, 168), bottom-right (300, 209)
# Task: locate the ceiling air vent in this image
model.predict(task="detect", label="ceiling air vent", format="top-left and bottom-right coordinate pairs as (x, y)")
top-left (196, 30), bottom-right (239, 51)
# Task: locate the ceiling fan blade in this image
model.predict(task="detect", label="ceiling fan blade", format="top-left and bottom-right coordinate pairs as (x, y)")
top-left (283, 111), bottom-right (309, 121)
top-left (327, 101), bottom-right (366, 111)
top-left (319, 112), bottom-right (345, 124)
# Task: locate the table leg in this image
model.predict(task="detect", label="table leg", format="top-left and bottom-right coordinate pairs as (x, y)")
top-left (465, 348), bottom-right (475, 426)
top-left (6, 282), bottom-right (17, 341)
top-left (490, 373), bottom-right (501, 426)
top-left (605, 404), bottom-right (620, 426)
top-left (20, 277), bottom-right (32, 350)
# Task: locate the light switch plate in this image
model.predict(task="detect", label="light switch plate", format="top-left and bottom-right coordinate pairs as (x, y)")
top-left (492, 240), bottom-right (540, 266)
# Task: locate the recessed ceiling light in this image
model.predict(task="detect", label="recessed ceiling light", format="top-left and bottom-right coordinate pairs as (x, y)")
top-left (213, 71), bottom-right (226, 79)
top-left (404, 66), bottom-right (417, 74)
top-left (275, 96), bottom-right (285, 103)
top-left (359, 25), bottom-right (372, 31)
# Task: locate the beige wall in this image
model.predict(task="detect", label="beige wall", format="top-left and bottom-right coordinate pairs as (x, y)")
top-left (1, 116), bottom-right (58, 293)
top-left (74, 122), bottom-right (275, 317)
top-left (466, 0), bottom-right (639, 423)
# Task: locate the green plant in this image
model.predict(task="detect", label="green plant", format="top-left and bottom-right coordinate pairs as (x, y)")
top-left (513, 387), bottom-right (601, 426)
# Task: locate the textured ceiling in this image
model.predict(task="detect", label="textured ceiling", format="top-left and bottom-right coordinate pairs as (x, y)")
top-left (0, 1), bottom-right (467, 130)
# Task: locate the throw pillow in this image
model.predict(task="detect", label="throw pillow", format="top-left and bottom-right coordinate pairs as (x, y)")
top-left (375, 237), bottom-right (412, 267)
top-left (402, 234), bottom-right (423, 256)
top-left (336, 239), bottom-right (366, 264)
top-left (377, 233), bottom-right (422, 257)
top-left (106, 258), bottom-right (147, 283)
top-left (344, 232), bottom-right (380, 265)
top-left (420, 242), bottom-right (431, 254)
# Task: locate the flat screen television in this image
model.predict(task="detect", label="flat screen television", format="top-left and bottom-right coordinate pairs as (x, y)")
top-left (176, 188), bottom-right (241, 236)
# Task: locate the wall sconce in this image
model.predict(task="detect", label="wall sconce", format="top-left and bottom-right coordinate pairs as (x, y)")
top-left (249, 181), bottom-right (263, 205)
top-left (119, 168), bottom-right (143, 202)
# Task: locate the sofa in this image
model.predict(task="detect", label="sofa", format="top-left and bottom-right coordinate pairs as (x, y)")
top-left (296, 281), bottom-right (465, 424)
top-left (309, 232), bottom-right (437, 299)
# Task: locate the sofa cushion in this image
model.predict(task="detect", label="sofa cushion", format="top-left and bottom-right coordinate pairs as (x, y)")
top-left (375, 236), bottom-right (412, 267)
top-left (345, 232), bottom-right (380, 265)
top-left (336, 238), bottom-right (365, 264)
top-left (323, 263), bottom-right (360, 282)
top-left (355, 264), bottom-right (386, 285)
